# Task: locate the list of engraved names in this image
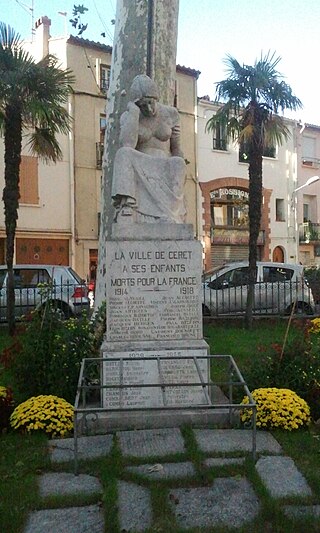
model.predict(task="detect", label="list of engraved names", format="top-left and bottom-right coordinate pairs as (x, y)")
top-left (106, 241), bottom-right (202, 342)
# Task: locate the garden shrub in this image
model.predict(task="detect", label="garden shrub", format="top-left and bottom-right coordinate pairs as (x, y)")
top-left (0, 339), bottom-right (21, 369)
top-left (241, 387), bottom-right (310, 430)
top-left (0, 385), bottom-right (14, 432)
top-left (245, 319), bottom-right (320, 420)
top-left (10, 304), bottom-right (96, 404)
top-left (10, 395), bottom-right (73, 437)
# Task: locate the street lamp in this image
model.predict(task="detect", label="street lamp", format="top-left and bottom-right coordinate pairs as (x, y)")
top-left (293, 175), bottom-right (320, 194)
top-left (291, 175), bottom-right (320, 208)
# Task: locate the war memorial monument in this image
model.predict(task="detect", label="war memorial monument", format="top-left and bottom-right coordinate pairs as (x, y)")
top-left (100, 72), bottom-right (209, 424)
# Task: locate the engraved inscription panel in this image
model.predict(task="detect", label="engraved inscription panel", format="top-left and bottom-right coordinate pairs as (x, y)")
top-left (106, 240), bottom-right (203, 342)
top-left (102, 349), bottom-right (209, 409)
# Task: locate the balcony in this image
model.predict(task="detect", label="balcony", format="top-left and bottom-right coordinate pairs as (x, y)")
top-left (96, 142), bottom-right (104, 169)
top-left (299, 222), bottom-right (320, 243)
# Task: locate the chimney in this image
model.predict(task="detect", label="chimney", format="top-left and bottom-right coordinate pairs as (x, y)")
top-left (34, 16), bottom-right (51, 59)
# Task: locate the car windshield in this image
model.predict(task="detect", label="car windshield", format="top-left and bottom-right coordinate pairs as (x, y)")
top-left (202, 265), bottom-right (227, 282)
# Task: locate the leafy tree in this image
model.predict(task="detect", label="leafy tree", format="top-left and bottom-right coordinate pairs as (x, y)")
top-left (206, 52), bottom-right (302, 327)
top-left (0, 22), bottom-right (74, 334)
top-left (69, 4), bottom-right (89, 35)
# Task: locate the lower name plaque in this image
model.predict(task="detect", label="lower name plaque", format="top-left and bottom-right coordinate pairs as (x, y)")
top-left (102, 349), bottom-right (209, 409)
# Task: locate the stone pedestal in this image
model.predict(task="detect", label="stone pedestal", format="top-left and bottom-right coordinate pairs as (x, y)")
top-left (101, 224), bottom-right (209, 422)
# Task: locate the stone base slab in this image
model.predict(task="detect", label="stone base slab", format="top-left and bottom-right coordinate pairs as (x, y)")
top-left (76, 406), bottom-right (234, 433)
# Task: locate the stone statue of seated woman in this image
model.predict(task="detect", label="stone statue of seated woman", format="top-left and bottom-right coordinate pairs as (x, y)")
top-left (111, 74), bottom-right (186, 224)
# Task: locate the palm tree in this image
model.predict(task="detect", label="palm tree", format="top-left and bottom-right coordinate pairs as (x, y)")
top-left (206, 52), bottom-right (302, 328)
top-left (0, 22), bottom-right (74, 334)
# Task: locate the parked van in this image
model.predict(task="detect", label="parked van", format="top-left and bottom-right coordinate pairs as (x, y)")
top-left (202, 261), bottom-right (315, 316)
top-left (0, 265), bottom-right (90, 320)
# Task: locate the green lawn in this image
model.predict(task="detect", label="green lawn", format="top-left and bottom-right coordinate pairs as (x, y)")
top-left (204, 318), bottom-right (297, 375)
top-left (1, 320), bottom-right (320, 532)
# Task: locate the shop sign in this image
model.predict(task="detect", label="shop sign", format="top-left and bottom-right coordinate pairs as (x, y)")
top-left (210, 188), bottom-right (249, 200)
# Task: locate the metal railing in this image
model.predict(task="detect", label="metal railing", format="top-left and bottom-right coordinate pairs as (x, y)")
top-left (299, 222), bottom-right (320, 243)
top-left (202, 279), bottom-right (315, 316)
top-left (0, 281), bottom-right (90, 320)
top-left (73, 354), bottom-right (257, 473)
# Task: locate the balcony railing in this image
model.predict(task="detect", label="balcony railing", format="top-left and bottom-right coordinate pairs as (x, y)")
top-left (96, 142), bottom-right (104, 169)
top-left (299, 222), bottom-right (320, 243)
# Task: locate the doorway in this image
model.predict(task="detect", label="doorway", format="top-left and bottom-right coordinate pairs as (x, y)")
top-left (272, 246), bottom-right (284, 263)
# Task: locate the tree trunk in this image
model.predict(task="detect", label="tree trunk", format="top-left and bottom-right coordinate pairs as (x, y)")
top-left (3, 105), bottom-right (22, 335)
top-left (95, 0), bottom-right (180, 309)
top-left (245, 149), bottom-right (263, 329)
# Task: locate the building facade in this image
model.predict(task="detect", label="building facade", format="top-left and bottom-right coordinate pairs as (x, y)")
top-left (197, 97), bottom-right (302, 272)
top-left (0, 17), bottom-right (200, 284)
top-left (295, 123), bottom-right (320, 266)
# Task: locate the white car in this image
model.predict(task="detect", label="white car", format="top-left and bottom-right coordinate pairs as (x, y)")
top-left (0, 265), bottom-right (90, 320)
top-left (202, 261), bottom-right (315, 316)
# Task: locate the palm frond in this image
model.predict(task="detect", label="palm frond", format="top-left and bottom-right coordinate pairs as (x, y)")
top-left (207, 51), bottom-right (301, 150)
top-left (0, 21), bottom-right (21, 49)
top-left (26, 127), bottom-right (63, 163)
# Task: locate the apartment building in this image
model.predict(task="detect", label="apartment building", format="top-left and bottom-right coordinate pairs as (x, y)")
top-left (295, 123), bottom-right (320, 265)
top-left (198, 97), bottom-right (299, 272)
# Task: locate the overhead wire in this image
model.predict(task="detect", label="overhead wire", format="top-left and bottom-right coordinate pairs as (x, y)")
top-left (92, 0), bottom-right (115, 43)
top-left (14, 0), bottom-right (32, 15)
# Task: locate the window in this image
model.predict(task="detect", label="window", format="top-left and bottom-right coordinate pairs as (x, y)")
top-left (212, 121), bottom-right (227, 151)
top-left (263, 145), bottom-right (276, 158)
top-left (262, 266), bottom-right (294, 282)
top-left (13, 268), bottom-right (51, 288)
top-left (276, 199), bottom-right (285, 221)
top-left (208, 266), bottom-right (252, 289)
top-left (239, 141), bottom-right (276, 163)
top-left (96, 115), bottom-right (106, 169)
top-left (100, 115), bottom-right (106, 143)
top-left (19, 156), bottom-right (39, 205)
top-left (210, 188), bottom-right (249, 228)
top-left (302, 136), bottom-right (317, 166)
top-left (303, 203), bottom-right (309, 222)
top-left (100, 65), bottom-right (110, 94)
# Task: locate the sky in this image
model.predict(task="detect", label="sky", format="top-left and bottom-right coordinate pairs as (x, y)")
top-left (2, 0), bottom-right (320, 125)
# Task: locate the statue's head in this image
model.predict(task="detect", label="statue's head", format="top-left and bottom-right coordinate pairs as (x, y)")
top-left (129, 75), bottom-right (159, 102)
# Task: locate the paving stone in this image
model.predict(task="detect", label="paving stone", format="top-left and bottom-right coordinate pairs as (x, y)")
top-left (194, 429), bottom-right (282, 454)
top-left (169, 476), bottom-right (260, 529)
top-left (23, 505), bottom-right (104, 533)
top-left (38, 472), bottom-right (102, 498)
top-left (118, 481), bottom-right (152, 532)
top-left (283, 505), bottom-right (320, 519)
top-left (126, 461), bottom-right (196, 479)
top-left (204, 457), bottom-right (245, 467)
top-left (256, 456), bottom-right (312, 498)
top-left (117, 428), bottom-right (185, 458)
top-left (49, 434), bottom-right (113, 463)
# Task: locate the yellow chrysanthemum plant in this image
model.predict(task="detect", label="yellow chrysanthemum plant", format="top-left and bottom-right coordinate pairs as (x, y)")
top-left (241, 388), bottom-right (311, 430)
top-left (308, 317), bottom-right (320, 335)
top-left (10, 395), bottom-right (74, 438)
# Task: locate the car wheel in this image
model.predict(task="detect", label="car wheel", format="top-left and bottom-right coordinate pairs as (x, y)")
top-left (296, 302), bottom-right (314, 315)
top-left (286, 302), bottom-right (314, 316)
